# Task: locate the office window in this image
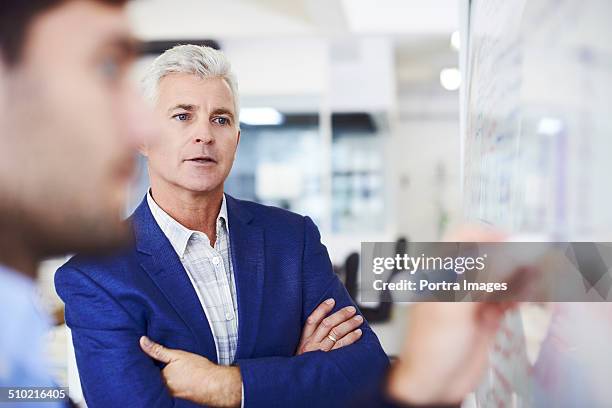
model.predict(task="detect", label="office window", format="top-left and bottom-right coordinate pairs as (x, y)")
top-left (225, 113), bottom-right (325, 227)
top-left (331, 113), bottom-right (387, 233)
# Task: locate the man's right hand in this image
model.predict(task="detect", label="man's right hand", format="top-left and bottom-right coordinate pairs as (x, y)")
top-left (296, 298), bottom-right (364, 355)
top-left (385, 226), bottom-right (513, 406)
top-left (386, 302), bottom-right (514, 406)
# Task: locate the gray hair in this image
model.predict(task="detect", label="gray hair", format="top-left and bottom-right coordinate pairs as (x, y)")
top-left (141, 44), bottom-right (240, 123)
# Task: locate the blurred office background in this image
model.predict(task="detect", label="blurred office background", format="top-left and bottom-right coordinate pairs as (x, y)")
top-left (39, 0), bottom-right (463, 400)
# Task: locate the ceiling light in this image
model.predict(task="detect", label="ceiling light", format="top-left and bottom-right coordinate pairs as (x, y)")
top-left (440, 68), bottom-right (461, 91)
top-left (451, 30), bottom-right (461, 51)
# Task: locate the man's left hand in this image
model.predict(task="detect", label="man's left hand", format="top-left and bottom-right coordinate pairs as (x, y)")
top-left (296, 298), bottom-right (364, 355)
top-left (139, 336), bottom-right (241, 407)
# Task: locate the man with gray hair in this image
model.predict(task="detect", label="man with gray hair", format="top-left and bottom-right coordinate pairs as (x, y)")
top-left (56, 44), bottom-right (389, 408)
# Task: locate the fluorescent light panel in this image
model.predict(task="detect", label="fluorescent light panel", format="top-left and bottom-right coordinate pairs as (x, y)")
top-left (240, 107), bottom-right (284, 126)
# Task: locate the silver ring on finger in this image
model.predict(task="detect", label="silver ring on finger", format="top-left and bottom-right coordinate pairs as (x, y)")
top-left (327, 333), bottom-right (338, 342)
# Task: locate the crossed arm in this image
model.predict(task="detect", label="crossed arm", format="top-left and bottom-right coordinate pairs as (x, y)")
top-left (138, 299), bottom-right (366, 407)
top-left (137, 217), bottom-right (389, 407)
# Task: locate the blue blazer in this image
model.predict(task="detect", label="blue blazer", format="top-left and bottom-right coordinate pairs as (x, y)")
top-left (55, 195), bottom-right (389, 408)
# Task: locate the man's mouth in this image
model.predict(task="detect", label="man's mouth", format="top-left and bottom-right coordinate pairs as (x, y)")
top-left (185, 156), bottom-right (217, 164)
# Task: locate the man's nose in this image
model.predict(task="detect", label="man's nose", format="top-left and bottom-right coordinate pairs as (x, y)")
top-left (194, 125), bottom-right (214, 144)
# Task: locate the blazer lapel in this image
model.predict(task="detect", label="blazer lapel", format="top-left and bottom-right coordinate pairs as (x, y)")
top-left (226, 195), bottom-right (265, 359)
top-left (131, 198), bottom-right (218, 363)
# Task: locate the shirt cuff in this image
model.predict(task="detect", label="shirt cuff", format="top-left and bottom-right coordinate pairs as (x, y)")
top-left (241, 383), bottom-right (244, 408)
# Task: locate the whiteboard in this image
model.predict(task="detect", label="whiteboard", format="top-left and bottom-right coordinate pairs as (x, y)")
top-left (462, 0), bottom-right (612, 240)
top-left (461, 0), bottom-right (612, 406)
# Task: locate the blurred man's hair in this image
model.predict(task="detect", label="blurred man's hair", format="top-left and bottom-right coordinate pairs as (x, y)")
top-left (0, 0), bottom-right (128, 66)
top-left (141, 44), bottom-right (240, 123)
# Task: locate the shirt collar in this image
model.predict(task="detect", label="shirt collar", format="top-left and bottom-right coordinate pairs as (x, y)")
top-left (146, 191), bottom-right (229, 258)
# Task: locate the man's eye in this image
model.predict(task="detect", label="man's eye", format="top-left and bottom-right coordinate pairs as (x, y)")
top-left (213, 117), bottom-right (230, 126)
top-left (173, 113), bottom-right (190, 121)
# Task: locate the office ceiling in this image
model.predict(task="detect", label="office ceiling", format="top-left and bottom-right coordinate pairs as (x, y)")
top-left (127, 0), bottom-right (459, 39)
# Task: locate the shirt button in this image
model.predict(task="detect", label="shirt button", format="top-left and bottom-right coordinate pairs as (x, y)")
top-left (225, 312), bottom-right (233, 320)
top-left (212, 257), bottom-right (220, 265)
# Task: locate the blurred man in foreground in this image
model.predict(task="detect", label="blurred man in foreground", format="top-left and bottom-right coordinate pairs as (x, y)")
top-left (0, 0), bottom-right (151, 399)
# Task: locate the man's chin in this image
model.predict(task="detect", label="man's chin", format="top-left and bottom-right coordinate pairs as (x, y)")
top-left (181, 179), bottom-right (225, 195)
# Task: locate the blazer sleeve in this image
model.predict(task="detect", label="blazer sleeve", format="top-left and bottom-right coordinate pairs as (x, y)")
top-left (55, 265), bottom-right (196, 408)
top-left (235, 216), bottom-right (390, 408)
